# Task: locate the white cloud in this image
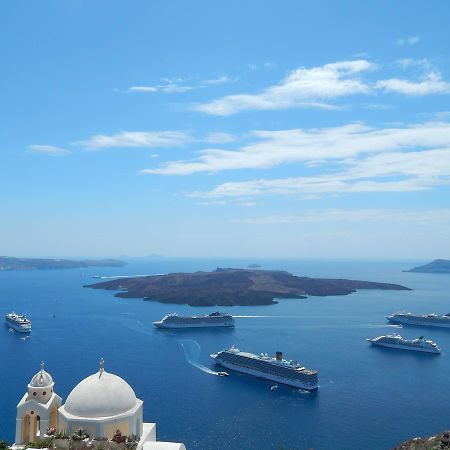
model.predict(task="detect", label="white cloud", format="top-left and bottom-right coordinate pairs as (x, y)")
top-left (203, 132), bottom-right (237, 144)
top-left (396, 58), bottom-right (431, 70)
top-left (76, 131), bottom-right (192, 150)
top-left (129, 83), bottom-right (193, 93)
top-left (142, 121), bottom-right (450, 175)
top-left (28, 145), bottom-right (70, 156)
top-left (203, 75), bottom-right (236, 85)
top-left (231, 209), bottom-right (450, 225)
top-left (128, 75), bottom-right (236, 94)
top-left (194, 60), bottom-right (374, 115)
top-left (376, 71), bottom-right (450, 95)
top-left (128, 86), bottom-right (159, 93)
top-left (188, 146), bottom-right (450, 198)
top-left (396, 36), bottom-right (420, 46)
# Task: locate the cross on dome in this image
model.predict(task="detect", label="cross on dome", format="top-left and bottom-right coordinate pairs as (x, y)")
top-left (99, 357), bottom-right (105, 377)
top-left (40, 361), bottom-right (45, 372)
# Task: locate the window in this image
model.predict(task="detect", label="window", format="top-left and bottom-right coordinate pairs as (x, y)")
top-left (33, 392), bottom-right (37, 396)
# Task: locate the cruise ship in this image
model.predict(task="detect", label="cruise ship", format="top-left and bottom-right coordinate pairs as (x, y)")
top-left (210, 347), bottom-right (319, 389)
top-left (367, 334), bottom-right (441, 353)
top-left (387, 311), bottom-right (450, 328)
top-left (153, 312), bottom-right (234, 328)
top-left (5, 312), bottom-right (32, 333)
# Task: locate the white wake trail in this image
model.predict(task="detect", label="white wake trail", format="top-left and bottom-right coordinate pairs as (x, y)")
top-left (179, 339), bottom-right (220, 376)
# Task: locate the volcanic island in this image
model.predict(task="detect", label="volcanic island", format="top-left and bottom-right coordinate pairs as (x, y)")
top-left (85, 268), bottom-right (411, 307)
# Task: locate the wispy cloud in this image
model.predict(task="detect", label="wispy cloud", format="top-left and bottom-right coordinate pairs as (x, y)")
top-left (203, 75), bottom-right (236, 85)
top-left (142, 121), bottom-right (450, 175)
top-left (128, 75), bottom-right (236, 94)
top-left (203, 132), bottom-right (237, 144)
top-left (376, 71), bottom-right (450, 95)
top-left (396, 36), bottom-right (420, 46)
top-left (188, 146), bottom-right (450, 198)
top-left (193, 60), bottom-right (374, 115)
top-left (230, 209), bottom-right (450, 225)
top-left (75, 131), bottom-right (192, 150)
top-left (28, 145), bottom-right (70, 156)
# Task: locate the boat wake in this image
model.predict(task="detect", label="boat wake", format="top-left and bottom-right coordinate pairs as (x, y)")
top-left (179, 339), bottom-right (220, 376)
top-left (118, 318), bottom-right (155, 336)
top-left (95, 274), bottom-right (160, 279)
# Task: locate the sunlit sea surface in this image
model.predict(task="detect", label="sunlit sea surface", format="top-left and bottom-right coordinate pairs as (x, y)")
top-left (1, 258), bottom-right (450, 450)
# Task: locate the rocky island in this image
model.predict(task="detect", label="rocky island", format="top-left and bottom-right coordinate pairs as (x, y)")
top-left (405, 259), bottom-right (450, 274)
top-left (0, 256), bottom-right (126, 271)
top-left (85, 268), bottom-right (411, 306)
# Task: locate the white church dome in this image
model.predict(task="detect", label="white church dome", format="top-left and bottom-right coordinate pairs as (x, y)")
top-left (64, 370), bottom-right (138, 418)
top-left (29, 363), bottom-right (54, 387)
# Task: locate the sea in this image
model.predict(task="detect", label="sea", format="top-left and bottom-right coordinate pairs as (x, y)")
top-left (1, 258), bottom-right (450, 450)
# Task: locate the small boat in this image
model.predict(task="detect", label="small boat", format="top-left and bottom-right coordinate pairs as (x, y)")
top-left (217, 371), bottom-right (229, 377)
top-left (270, 385), bottom-right (278, 391)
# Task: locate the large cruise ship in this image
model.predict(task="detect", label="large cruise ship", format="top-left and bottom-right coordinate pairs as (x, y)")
top-left (387, 311), bottom-right (450, 328)
top-left (367, 334), bottom-right (441, 353)
top-left (153, 312), bottom-right (234, 328)
top-left (5, 312), bottom-right (32, 333)
top-left (210, 347), bottom-right (319, 389)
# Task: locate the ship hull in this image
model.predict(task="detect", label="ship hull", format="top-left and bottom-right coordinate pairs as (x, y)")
top-left (5, 320), bottom-right (31, 333)
top-left (154, 321), bottom-right (234, 329)
top-left (211, 356), bottom-right (318, 389)
top-left (387, 316), bottom-right (450, 328)
top-left (368, 341), bottom-right (440, 353)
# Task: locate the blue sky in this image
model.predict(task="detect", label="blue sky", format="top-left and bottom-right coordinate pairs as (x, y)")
top-left (1, 0), bottom-right (450, 258)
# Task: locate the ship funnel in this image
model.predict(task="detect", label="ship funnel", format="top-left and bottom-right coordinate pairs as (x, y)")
top-left (275, 351), bottom-right (283, 361)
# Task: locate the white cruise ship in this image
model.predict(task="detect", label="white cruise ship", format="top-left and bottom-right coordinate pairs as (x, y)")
top-left (367, 334), bottom-right (441, 353)
top-left (5, 312), bottom-right (32, 333)
top-left (211, 347), bottom-right (319, 390)
top-left (153, 312), bottom-right (234, 329)
top-left (387, 311), bottom-right (450, 328)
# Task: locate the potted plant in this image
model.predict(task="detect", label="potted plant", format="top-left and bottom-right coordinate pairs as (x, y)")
top-left (108, 430), bottom-right (126, 450)
top-left (125, 435), bottom-right (139, 450)
top-left (54, 431), bottom-right (70, 450)
top-left (90, 437), bottom-right (108, 450)
top-left (71, 429), bottom-right (89, 450)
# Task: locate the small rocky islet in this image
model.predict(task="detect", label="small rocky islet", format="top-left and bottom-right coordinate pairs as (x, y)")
top-left (85, 267), bottom-right (411, 306)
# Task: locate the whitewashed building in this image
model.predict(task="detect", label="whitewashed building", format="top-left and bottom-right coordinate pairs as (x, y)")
top-left (13, 360), bottom-right (186, 450)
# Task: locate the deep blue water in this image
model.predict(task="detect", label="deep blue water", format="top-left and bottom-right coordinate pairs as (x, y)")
top-left (1, 258), bottom-right (450, 450)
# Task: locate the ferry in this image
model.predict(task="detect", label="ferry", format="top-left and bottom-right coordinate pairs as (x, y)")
top-left (387, 311), bottom-right (450, 328)
top-left (5, 312), bottom-right (32, 333)
top-left (153, 312), bottom-right (234, 329)
top-left (367, 334), bottom-right (441, 353)
top-left (211, 347), bottom-right (319, 390)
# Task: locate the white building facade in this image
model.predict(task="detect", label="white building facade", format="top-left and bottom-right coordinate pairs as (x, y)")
top-left (14, 360), bottom-right (186, 450)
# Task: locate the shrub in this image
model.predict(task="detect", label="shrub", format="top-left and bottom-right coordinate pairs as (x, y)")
top-left (28, 438), bottom-right (53, 449)
top-left (71, 429), bottom-right (89, 441)
top-left (111, 430), bottom-right (126, 444)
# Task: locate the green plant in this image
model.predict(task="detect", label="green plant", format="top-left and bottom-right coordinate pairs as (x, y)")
top-left (0, 440), bottom-right (10, 450)
top-left (111, 430), bottom-right (126, 444)
top-left (71, 429), bottom-right (89, 441)
top-left (125, 435), bottom-right (139, 450)
top-left (54, 430), bottom-right (70, 440)
top-left (27, 438), bottom-right (54, 449)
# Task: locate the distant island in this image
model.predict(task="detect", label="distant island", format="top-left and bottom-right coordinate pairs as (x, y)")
top-left (404, 259), bottom-right (450, 274)
top-left (0, 256), bottom-right (127, 271)
top-left (85, 268), bottom-right (411, 306)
